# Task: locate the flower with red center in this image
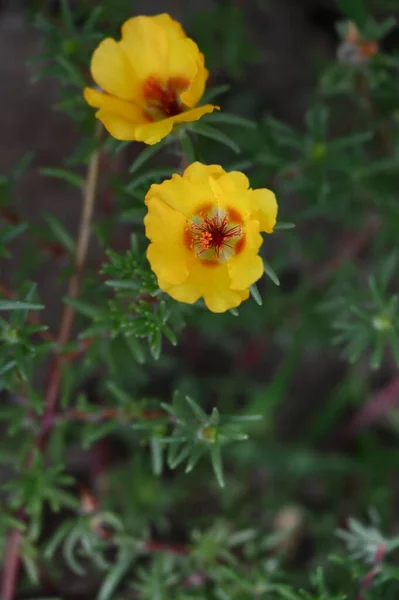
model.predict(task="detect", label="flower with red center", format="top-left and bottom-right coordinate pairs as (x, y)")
top-left (144, 163), bottom-right (278, 313)
top-left (83, 14), bottom-right (218, 145)
top-left (337, 20), bottom-right (378, 64)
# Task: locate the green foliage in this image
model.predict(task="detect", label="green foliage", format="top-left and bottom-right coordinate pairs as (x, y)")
top-left (2, 1), bottom-right (399, 599)
top-left (322, 253), bottom-right (399, 368)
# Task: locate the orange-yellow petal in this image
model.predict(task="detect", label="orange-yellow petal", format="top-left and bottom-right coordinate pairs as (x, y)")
top-left (157, 277), bottom-right (201, 305)
top-left (180, 42), bottom-right (209, 108)
top-left (143, 162), bottom-right (279, 313)
top-left (172, 104), bottom-right (219, 125)
top-left (208, 171), bottom-right (251, 222)
top-left (84, 87), bottom-right (146, 140)
top-left (133, 104), bottom-right (217, 145)
top-left (183, 162), bottom-right (225, 183)
top-left (90, 38), bottom-right (137, 100)
top-left (249, 188), bottom-right (278, 233)
top-left (146, 164), bottom-right (221, 219)
top-left (147, 243), bottom-right (190, 285)
top-left (159, 262), bottom-right (248, 313)
top-left (120, 16), bottom-right (169, 83)
top-left (84, 87), bottom-right (144, 121)
top-left (151, 13), bottom-right (186, 40)
top-left (227, 220), bottom-right (264, 290)
top-left (132, 119), bottom-right (175, 145)
top-left (195, 263), bottom-right (248, 312)
top-left (144, 194), bottom-right (187, 245)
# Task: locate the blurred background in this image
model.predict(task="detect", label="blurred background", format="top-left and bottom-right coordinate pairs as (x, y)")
top-left (2, 0), bottom-right (399, 597)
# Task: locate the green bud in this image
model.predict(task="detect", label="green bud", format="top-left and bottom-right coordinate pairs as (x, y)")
top-left (372, 314), bottom-right (392, 332)
top-left (1, 326), bottom-right (19, 344)
top-left (199, 425), bottom-right (218, 443)
top-left (311, 143), bottom-right (327, 160)
top-left (62, 39), bottom-right (78, 55)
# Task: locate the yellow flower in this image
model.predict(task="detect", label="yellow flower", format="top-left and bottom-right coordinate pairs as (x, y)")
top-left (83, 14), bottom-right (218, 145)
top-left (144, 163), bottom-right (278, 313)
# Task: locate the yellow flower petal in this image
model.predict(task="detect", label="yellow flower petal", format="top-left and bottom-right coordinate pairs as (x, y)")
top-left (227, 220), bottom-right (264, 290)
top-left (249, 189), bottom-right (278, 233)
top-left (209, 171), bottom-right (252, 222)
top-left (195, 263), bottom-right (248, 313)
top-left (90, 38), bottom-right (137, 100)
top-left (180, 42), bottom-right (209, 108)
top-left (145, 195), bottom-right (193, 285)
top-left (85, 14), bottom-right (216, 144)
top-left (132, 119), bottom-right (175, 145)
top-left (152, 13), bottom-right (186, 39)
top-left (120, 16), bottom-right (169, 83)
top-left (147, 243), bottom-right (190, 285)
top-left (144, 195), bottom-right (187, 245)
top-left (172, 104), bottom-right (219, 125)
top-left (147, 162), bottom-right (224, 219)
top-left (183, 162), bottom-right (225, 183)
top-left (157, 277), bottom-right (202, 305)
top-left (130, 105), bottom-right (217, 145)
top-left (144, 163), bottom-right (279, 312)
top-left (84, 88), bottom-right (144, 121)
top-left (160, 263), bottom-right (248, 313)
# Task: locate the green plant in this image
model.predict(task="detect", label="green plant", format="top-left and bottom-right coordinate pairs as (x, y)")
top-left (2, 1), bottom-right (399, 599)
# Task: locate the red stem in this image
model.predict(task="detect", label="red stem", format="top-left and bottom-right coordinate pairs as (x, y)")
top-left (356, 544), bottom-right (385, 600)
top-left (1, 129), bottom-right (101, 600)
top-left (345, 375), bottom-right (399, 437)
top-left (1, 530), bottom-right (23, 600)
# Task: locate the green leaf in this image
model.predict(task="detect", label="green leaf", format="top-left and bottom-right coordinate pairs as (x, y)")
top-left (125, 335), bottom-right (146, 364)
top-left (39, 167), bottom-right (84, 189)
top-left (210, 445), bottom-right (225, 488)
top-left (63, 528), bottom-right (86, 576)
top-left (104, 280), bottom-right (139, 290)
top-left (126, 168), bottom-right (176, 192)
top-left (186, 396), bottom-right (207, 422)
top-left (129, 137), bottom-right (172, 174)
top-left (263, 260), bottom-right (280, 286)
top-left (337, 0), bottom-right (368, 28)
top-left (2, 223), bottom-right (28, 245)
top-left (11, 152), bottom-right (35, 183)
top-left (56, 55), bottom-right (86, 87)
top-left (168, 443), bottom-right (190, 470)
top-left (63, 298), bottom-right (100, 319)
top-left (106, 381), bottom-right (132, 406)
top-left (185, 444), bottom-right (205, 473)
top-left (21, 552), bottom-right (39, 585)
top-left (44, 214), bottom-right (74, 252)
top-left (82, 421), bottom-right (118, 449)
top-left (229, 308), bottom-right (239, 316)
top-left (250, 284), bottom-right (263, 306)
top-left (150, 436), bottom-right (163, 476)
top-left (204, 112), bottom-right (256, 129)
top-left (149, 329), bottom-right (162, 360)
top-left (274, 222), bottom-right (295, 231)
top-left (60, 0), bottom-right (75, 33)
top-left (0, 300), bottom-right (44, 311)
top-left (208, 407), bottom-right (220, 427)
top-left (161, 324), bottom-right (177, 346)
top-left (98, 546), bottom-right (134, 600)
top-left (190, 123), bottom-right (240, 154)
top-left (201, 84), bottom-right (231, 103)
top-left (179, 132), bottom-right (196, 163)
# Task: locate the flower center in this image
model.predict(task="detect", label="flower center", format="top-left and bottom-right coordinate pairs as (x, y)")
top-left (186, 209), bottom-right (243, 263)
top-left (143, 76), bottom-right (188, 121)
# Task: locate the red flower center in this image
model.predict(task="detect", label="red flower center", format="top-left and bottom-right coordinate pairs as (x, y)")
top-left (187, 213), bottom-right (243, 260)
top-left (143, 76), bottom-right (189, 121)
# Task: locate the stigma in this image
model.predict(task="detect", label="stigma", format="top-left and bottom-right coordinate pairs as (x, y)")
top-left (186, 210), bottom-right (243, 262)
